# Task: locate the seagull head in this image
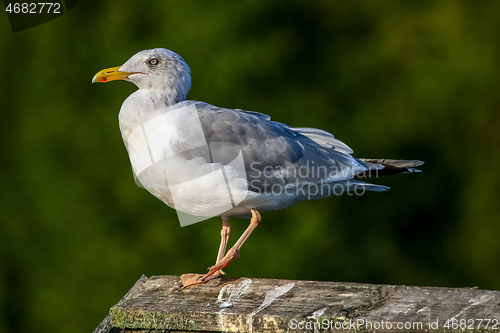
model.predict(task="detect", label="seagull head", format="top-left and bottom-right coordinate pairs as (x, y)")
top-left (92, 48), bottom-right (191, 105)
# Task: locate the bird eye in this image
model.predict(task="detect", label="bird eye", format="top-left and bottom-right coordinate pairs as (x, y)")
top-left (148, 58), bottom-right (159, 66)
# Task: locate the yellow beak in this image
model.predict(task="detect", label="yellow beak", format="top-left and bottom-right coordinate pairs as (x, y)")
top-left (92, 66), bottom-right (136, 83)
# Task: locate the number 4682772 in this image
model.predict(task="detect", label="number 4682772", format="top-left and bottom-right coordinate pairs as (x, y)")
top-left (5, 3), bottom-right (61, 14)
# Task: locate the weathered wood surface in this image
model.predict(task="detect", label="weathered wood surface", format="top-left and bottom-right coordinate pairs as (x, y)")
top-left (93, 275), bottom-right (149, 333)
top-left (95, 275), bottom-right (500, 333)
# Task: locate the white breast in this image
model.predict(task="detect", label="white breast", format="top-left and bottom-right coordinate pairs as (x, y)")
top-left (118, 93), bottom-right (250, 223)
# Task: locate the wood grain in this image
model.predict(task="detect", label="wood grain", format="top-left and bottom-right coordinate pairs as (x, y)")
top-left (94, 275), bottom-right (500, 332)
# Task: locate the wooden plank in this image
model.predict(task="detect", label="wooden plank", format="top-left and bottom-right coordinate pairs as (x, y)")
top-left (104, 275), bottom-right (500, 332)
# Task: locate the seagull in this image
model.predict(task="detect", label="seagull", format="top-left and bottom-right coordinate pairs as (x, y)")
top-left (93, 48), bottom-right (423, 289)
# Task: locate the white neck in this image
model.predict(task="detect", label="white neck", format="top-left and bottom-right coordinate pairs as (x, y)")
top-left (118, 90), bottom-right (173, 143)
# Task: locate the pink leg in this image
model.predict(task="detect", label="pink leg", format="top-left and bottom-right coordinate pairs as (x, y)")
top-left (202, 209), bottom-right (261, 280)
top-left (180, 217), bottom-right (231, 288)
top-left (216, 217), bottom-right (231, 268)
top-left (180, 210), bottom-right (262, 289)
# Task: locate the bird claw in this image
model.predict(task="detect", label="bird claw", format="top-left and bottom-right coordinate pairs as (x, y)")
top-left (179, 269), bottom-right (225, 290)
top-left (179, 273), bottom-right (206, 289)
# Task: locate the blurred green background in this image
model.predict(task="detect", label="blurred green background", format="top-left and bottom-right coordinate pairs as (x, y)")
top-left (1, 0), bottom-right (500, 332)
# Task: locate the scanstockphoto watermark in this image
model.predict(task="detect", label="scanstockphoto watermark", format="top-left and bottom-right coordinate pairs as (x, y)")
top-left (289, 318), bottom-right (428, 331)
top-left (249, 160), bottom-right (381, 182)
top-left (247, 160), bottom-right (381, 199)
top-left (289, 318), bottom-right (500, 331)
top-left (249, 179), bottom-right (368, 199)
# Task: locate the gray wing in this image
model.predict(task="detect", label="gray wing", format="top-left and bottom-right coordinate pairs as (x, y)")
top-left (183, 101), bottom-right (367, 194)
